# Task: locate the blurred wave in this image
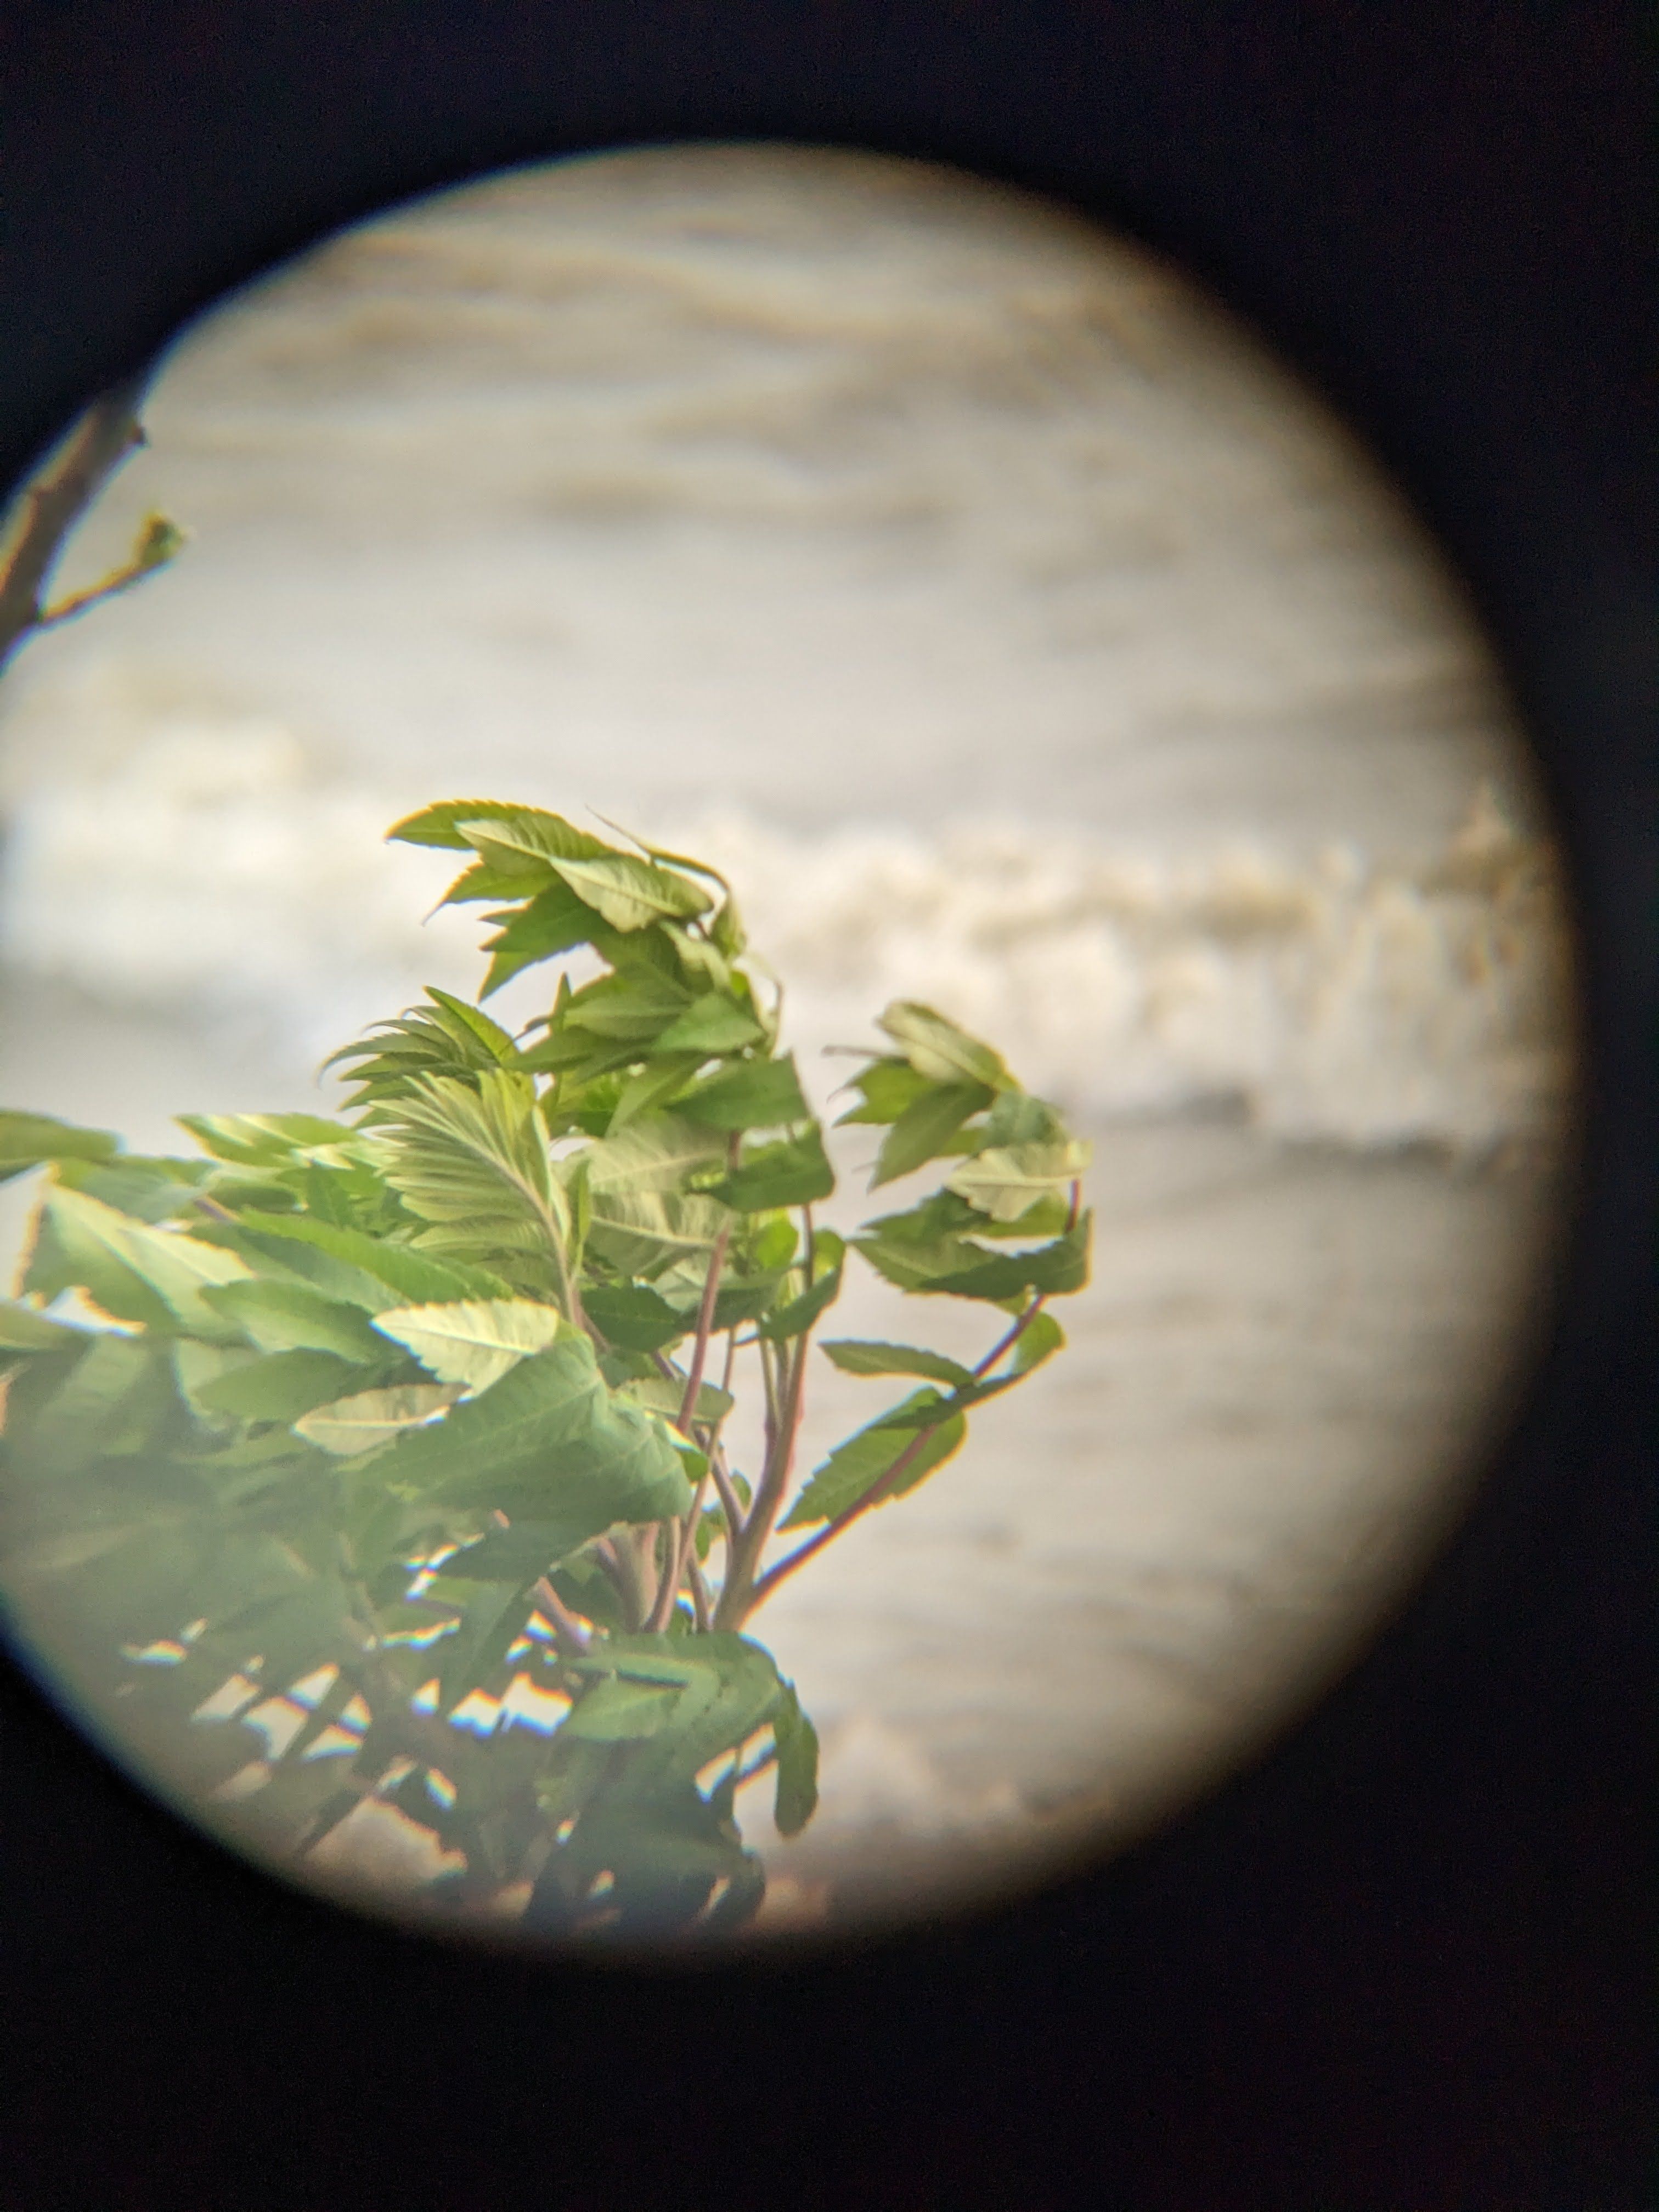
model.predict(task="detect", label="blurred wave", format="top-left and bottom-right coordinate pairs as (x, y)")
top-left (0, 719), bottom-right (1572, 1153)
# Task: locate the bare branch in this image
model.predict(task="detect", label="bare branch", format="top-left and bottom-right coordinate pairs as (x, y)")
top-left (0, 374), bottom-right (154, 673)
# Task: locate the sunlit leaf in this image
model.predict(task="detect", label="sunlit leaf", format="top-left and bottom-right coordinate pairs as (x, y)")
top-left (584, 1189), bottom-right (736, 1278)
top-left (584, 1114), bottom-right (727, 1198)
top-left (25, 1186), bottom-right (252, 1340)
top-left (0, 1300), bottom-right (91, 1353)
top-left (876, 1001), bottom-right (1012, 1091)
top-left (370, 1297), bottom-right (566, 1392)
top-left (373, 1070), bottom-right (569, 1283)
top-left (387, 798), bottom-right (608, 856)
top-left (946, 1139), bottom-right (1093, 1223)
top-left (293, 1384), bottom-right (460, 1457)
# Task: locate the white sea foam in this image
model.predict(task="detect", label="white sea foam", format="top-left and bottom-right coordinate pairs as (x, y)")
top-left (0, 720), bottom-right (1573, 1152)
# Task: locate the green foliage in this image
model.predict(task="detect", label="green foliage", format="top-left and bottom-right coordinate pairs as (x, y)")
top-left (0, 798), bottom-right (1089, 1948)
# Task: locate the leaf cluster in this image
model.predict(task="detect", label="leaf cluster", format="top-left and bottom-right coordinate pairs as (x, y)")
top-left (0, 801), bottom-right (1090, 1942)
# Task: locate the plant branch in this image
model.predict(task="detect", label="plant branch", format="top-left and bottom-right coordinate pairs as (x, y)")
top-left (706, 1438), bottom-right (748, 1544)
top-left (716, 1336), bottom-right (810, 1629)
top-left (531, 1573), bottom-right (594, 1655)
top-left (677, 1221), bottom-right (731, 1432)
top-left (35, 521), bottom-right (179, 632)
top-left (647, 1461), bottom-right (710, 1633)
top-left (686, 1550), bottom-right (713, 1632)
top-left (0, 374), bottom-right (154, 674)
top-left (742, 1293), bottom-right (1050, 1619)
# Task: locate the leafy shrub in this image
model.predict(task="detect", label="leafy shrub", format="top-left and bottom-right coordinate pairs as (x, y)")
top-left (0, 800), bottom-right (1090, 1944)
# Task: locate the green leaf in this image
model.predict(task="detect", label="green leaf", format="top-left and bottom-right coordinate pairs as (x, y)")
top-left (979, 1091), bottom-right (1073, 1148)
top-left (176, 1112), bottom-right (367, 1168)
top-left (710, 1125), bottom-right (834, 1213)
top-left (749, 1215), bottom-right (801, 1272)
top-left (1006, 1308), bottom-right (1066, 1375)
top-left (679, 1053), bottom-right (811, 1132)
top-left (603, 1055), bottom-right (703, 1133)
top-left (460, 814), bottom-right (711, 934)
top-left (754, 1231), bottom-right (845, 1342)
top-left (594, 821), bottom-right (736, 901)
top-left (431, 1522), bottom-right (597, 1585)
top-left (579, 1282), bottom-right (686, 1353)
top-left (373, 1071), bottom-right (568, 1282)
top-left (368, 1339), bottom-right (692, 1529)
top-left (876, 1001), bottom-right (1012, 1091)
top-left (778, 1389), bottom-right (967, 1529)
top-left (292, 1384), bottom-right (460, 1457)
top-left (0, 1109), bottom-right (119, 1186)
top-left (219, 1213), bottom-right (510, 1307)
top-left (3, 1330), bottom-right (178, 1477)
top-left (850, 1194), bottom-right (1089, 1299)
top-left (771, 1684), bottom-right (819, 1837)
top-left (387, 798), bottom-right (609, 856)
top-left (832, 1057), bottom-right (932, 1127)
top-left (874, 1313), bottom-right (1066, 1424)
top-left (924, 1214), bottom-right (1092, 1301)
top-left (0, 1300), bottom-right (91, 1353)
top-left (561, 1675), bottom-right (685, 1742)
top-left (946, 1139), bottom-right (1092, 1223)
top-left (477, 879), bottom-right (602, 997)
top-left (189, 1222), bottom-right (404, 1312)
top-left (421, 988), bottom-right (521, 1065)
top-left (432, 858), bottom-right (541, 907)
top-left (52, 1154), bottom-right (211, 1223)
top-left (557, 969), bottom-right (694, 1046)
top-left (618, 1372), bottom-right (733, 1429)
top-left (321, 994), bottom-right (527, 1113)
top-left (200, 1279), bottom-right (394, 1362)
top-left (563, 1642), bottom-right (698, 1690)
top-left (191, 1347), bottom-right (380, 1423)
top-left (535, 851), bottom-right (712, 934)
top-left (872, 1080), bottom-right (994, 1187)
top-left (819, 1339), bottom-right (975, 1389)
top-left (209, 1577), bottom-right (358, 1701)
top-left (370, 1298), bottom-right (566, 1391)
top-left (650, 996), bottom-right (764, 1056)
top-left (662, 919), bottom-right (739, 998)
top-left (584, 1114), bottom-right (728, 1199)
top-left (558, 1636), bottom-right (785, 1788)
top-left (24, 1186), bottom-right (253, 1339)
top-left (584, 1189), bottom-right (735, 1278)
